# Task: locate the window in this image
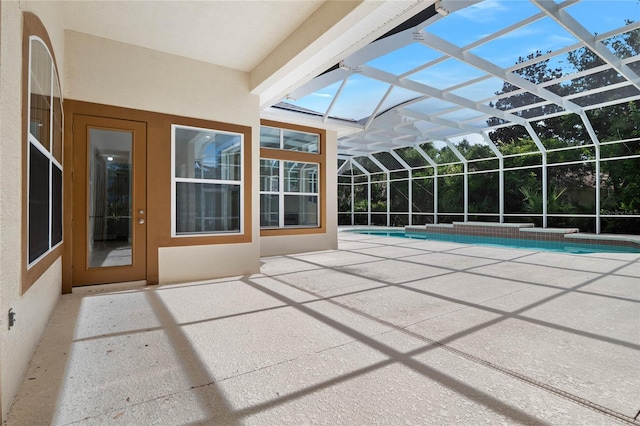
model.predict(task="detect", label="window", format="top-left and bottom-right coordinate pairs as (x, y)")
top-left (260, 125), bottom-right (319, 153)
top-left (259, 123), bottom-right (324, 231)
top-left (172, 124), bottom-right (243, 236)
top-left (260, 160), bottom-right (319, 228)
top-left (27, 37), bottom-right (63, 267)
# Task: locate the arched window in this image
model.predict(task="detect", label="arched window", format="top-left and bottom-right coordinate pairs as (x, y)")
top-left (23, 13), bottom-right (63, 292)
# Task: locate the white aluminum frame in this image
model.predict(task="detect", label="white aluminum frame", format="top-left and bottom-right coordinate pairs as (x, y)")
top-left (259, 159), bottom-right (321, 229)
top-left (171, 124), bottom-right (244, 237)
top-left (27, 36), bottom-right (64, 269)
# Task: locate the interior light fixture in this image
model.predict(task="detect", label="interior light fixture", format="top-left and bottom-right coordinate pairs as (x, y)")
top-left (435, 0), bottom-right (449, 16)
top-left (107, 156), bottom-right (114, 162)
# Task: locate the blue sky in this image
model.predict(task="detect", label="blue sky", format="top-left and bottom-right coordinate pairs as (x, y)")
top-left (287, 0), bottom-right (639, 122)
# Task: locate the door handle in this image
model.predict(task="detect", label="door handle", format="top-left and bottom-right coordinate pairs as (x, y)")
top-left (138, 218), bottom-right (145, 224)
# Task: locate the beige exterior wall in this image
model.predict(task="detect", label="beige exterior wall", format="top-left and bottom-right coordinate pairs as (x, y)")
top-left (260, 232), bottom-right (338, 258)
top-left (64, 31), bottom-right (263, 282)
top-left (158, 243), bottom-right (260, 284)
top-left (64, 31), bottom-right (257, 126)
top-left (260, 129), bottom-right (338, 257)
top-left (0, 1), bottom-right (66, 419)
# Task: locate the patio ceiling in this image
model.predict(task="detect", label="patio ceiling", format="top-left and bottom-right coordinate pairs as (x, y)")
top-left (262, 0), bottom-right (640, 158)
top-left (61, 0), bottom-right (433, 107)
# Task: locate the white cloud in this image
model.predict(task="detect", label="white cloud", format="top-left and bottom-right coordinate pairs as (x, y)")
top-left (449, 133), bottom-right (486, 145)
top-left (456, 0), bottom-right (510, 23)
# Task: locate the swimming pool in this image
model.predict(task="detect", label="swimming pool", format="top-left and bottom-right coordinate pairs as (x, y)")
top-left (349, 229), bottom-right (640, 254)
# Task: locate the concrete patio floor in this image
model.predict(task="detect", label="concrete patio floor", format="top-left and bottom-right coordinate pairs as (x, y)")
top-left (6, 230), bottom-right (640, 425)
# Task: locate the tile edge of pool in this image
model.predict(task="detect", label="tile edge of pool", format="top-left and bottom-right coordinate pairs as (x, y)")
top-left (341, 226), bottom-right (640, 254)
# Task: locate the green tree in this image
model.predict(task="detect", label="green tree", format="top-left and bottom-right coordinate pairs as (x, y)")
top-left (483, 23), bottom-right (640, 233)
top-left (487, 51), bottom-right (564, 146)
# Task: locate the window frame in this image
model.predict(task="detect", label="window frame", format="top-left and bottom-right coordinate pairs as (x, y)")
top-left (171, 123), bottom-right (244, 237)
top-left (27, 36), bottom-right (64, 267)
top-left (22, 13), bottom-right (64, 294)
top-left (260, 125), bottom-right (320, 153)
top-left (260, 159), bottom-right (320, 229)
top-left (259, 120), bottom-right (327, 236)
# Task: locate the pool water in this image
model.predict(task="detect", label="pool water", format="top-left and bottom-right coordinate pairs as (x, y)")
top-left (350, 229), bottom-right (640, 254)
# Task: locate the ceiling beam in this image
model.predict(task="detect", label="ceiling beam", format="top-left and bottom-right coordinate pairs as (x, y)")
top-left (253, 0), bottom-right (434, 108)
top-left (420, 32), bottom-right (585, 115)
top-left (532, 0), bottom-right (640, 90)
top-left (360, 65), bottom-right (531, 127)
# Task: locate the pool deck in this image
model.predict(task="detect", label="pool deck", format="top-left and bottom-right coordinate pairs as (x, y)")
top-left (6, 230), bottom-right (640, 425)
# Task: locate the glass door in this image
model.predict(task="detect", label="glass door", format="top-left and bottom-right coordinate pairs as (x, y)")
top-left (73, 116), bottom-right (146, 286)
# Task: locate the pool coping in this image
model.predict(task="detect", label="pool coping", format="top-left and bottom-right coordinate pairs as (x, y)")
top-left (402, 223), bottom-right (640, 250)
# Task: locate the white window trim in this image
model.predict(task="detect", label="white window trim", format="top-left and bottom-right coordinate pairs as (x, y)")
top-left (260, 159), bottom-right (320, 229)
top-left (27, 36), bottom-right (63, 269)
top-left (171, 124), bottom-right (244, 237)
top-left (260, 125), bottom-right (320, 153)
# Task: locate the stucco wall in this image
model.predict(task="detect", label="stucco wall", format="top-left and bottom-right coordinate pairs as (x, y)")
top-left (260, 129), bottom-right (339, 257)
top-left (0, 1), bottom-right (65, 419)
top-left (64, 31), bottom-right (257, 126)
top-left (64, 31), bottom-right (262, 282)
top-left (158, 243), bottom-right (260, 284)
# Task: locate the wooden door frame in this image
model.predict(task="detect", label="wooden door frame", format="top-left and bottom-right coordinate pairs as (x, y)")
top-left (62, 100), bottom-right (254, 294)
top-left (69, 114), bottom-right (147, 286)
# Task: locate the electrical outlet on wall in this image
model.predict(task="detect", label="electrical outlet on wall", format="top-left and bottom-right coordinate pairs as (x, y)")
top-left (8, 308), bottom-right (16, 329)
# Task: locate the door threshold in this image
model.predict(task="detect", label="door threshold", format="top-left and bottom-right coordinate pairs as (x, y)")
top-left (72, 280), bottom-right (148, 295)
